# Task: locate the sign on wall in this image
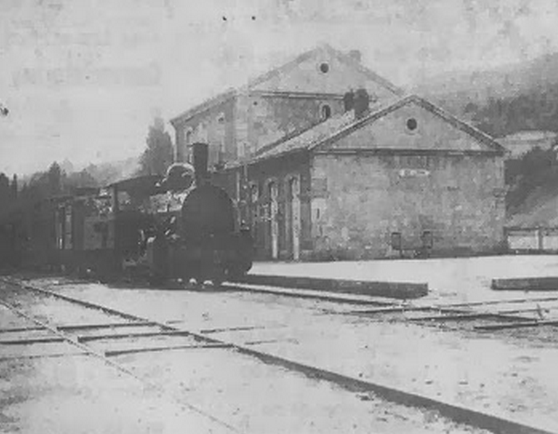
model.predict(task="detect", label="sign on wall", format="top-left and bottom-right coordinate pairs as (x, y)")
top-left (398, 168), bottom-right (431, 178)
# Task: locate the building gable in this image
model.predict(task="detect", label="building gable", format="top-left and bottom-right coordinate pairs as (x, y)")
top-left (318, 96), bottom-right (504, 154)
top-left (249, 44), bottom-right (402, 99)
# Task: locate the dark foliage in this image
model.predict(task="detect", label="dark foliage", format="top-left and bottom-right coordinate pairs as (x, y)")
top-left (505, 146), bottom-right (558, 214)
top-left (472, 87), bottom-right (558, 137)
top-left (137, 117), bottom-right (174, 176)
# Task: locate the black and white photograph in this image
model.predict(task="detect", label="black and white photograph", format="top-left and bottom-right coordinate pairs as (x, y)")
top-left (1, 1), bottom-right (558, 433)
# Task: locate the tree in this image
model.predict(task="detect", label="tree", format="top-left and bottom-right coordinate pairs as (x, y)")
top-left (505, 147), bottom-right (558, 214)
top-left (64, 169), bottom-right (99, 194)
top-left (0, 173), bottom-right (10, 204)
top-left (11, 174), bottom-right (17, 200)
top-left (47, 162), bottom-right (62, 196)
top-left (137, 117), bottom-right (174, 176)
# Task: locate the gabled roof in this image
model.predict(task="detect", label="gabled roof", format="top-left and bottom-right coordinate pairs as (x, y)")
top-left (170, 44), bottom-right (403, 126)
top-left (248, 43), bottom-right (403, 96)
top-left (227, 94), bottom-right (504, 168)
top-left (169, 89), bottom-right (236, 127)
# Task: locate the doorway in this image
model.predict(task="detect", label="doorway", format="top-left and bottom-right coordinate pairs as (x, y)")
top-left (267, 181), bottom-right (279, 260)
top-left (287, 177), bottom-right (301, 260)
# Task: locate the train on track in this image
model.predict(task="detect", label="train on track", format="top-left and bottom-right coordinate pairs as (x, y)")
top-left (0, 143), bottom-right (254, 285)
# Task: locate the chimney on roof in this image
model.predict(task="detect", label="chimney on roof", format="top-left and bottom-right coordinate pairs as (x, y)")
top-left (343, 90), bottom-right (354, 112)
top-left (353, 88), bottom-right (370, 119)
top-left (348, 50), bottom-right (362, 63)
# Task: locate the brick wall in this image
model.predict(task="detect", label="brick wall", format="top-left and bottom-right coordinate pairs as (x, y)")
top-left (311, 152), bottom-right (505, 259)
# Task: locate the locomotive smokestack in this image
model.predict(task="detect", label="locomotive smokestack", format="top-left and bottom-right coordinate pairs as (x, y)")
top-left (192, 142), bottom-right (209, 185)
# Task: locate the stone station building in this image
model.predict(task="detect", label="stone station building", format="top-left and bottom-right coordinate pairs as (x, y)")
top-left (170, 45), bottom-right (506, 260)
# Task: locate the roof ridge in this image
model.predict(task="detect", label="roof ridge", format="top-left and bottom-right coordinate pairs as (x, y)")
top-left (171, 44), bottom-right (404, 124)
top-left (307, 95), bottom-right (412, 151)
top-left (170, 88), bottom-right (236, 125)
top-left (408, 95), bottom-right (505, 152)
top-left (253, 117), bottom-right (327, 157)
top-left (244, 94), bottom-right (504, 164)
top-left (325, 45), bottom-right (404, 96)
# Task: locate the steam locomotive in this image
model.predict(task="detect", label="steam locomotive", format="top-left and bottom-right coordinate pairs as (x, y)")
top-left (0, 143), bottom-right (254, 286)
top-left (143, 142), bottom-right (254, 285)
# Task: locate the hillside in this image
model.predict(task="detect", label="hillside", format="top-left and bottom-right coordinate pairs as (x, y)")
top-left (412, 52), bottom-right (558, 137)
top-left (413, 54), bottom-right (558, 228)
top-left (504, 148), bottom-right (558, 228)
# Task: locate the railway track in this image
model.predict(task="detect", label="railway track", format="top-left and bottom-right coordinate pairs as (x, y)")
top-left (223, 280), bottom-right (558, 332)
top-left (345, 296), bottom-right (558, 332)
top-left (0, 276), bottom-right (555, 434)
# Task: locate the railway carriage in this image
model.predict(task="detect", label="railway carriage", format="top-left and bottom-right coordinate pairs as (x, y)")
top-left (2, 143), bottom-right (254, 285)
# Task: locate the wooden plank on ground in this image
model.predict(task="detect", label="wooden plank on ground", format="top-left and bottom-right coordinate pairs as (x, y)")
top-left (446, 296), bottom-right (558, 309)
top-left (59, 321), bottom-right (154, 331)
top-left (349, 306), bottom-right (468, 315)
top-left (105, 342), bottom-right (231, 357)
top-left (409, 313), bottom-right (496, 321)
top-left (475, 319), bottom-right (558, 331)
top-left (0, 326), bottom-right (46, 334)
top-left (78, 329), bottom-right (189, 342)
top-left (0, 335), bottom-right (65, 345)
top-left (409, 312), bottom-right (532, 322)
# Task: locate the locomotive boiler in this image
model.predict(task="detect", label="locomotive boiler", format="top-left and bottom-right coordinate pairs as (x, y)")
top-left (145, 142), bottom-right (253, 285)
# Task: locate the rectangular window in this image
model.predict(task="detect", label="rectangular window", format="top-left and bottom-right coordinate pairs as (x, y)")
top-left (422, 231), bottom-right (433, 249)
top-left (391, 232), bottom-right (402, 250)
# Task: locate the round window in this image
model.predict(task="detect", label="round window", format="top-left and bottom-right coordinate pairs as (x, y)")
top-left (319, 62), bottom-right (329, 73)
top-left (406, 118), bottom-right (418, 131)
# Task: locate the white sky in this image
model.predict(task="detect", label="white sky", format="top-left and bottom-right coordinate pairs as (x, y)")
top-left (1, 0), bottom-right (558, 175)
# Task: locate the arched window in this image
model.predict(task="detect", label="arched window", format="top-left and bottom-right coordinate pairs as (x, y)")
top-left (321, 104), bottom-right (332, 120)
top-left (216, 113), bottom-right (226, 159)
top-left (184, 128), bottom-right (193, 163)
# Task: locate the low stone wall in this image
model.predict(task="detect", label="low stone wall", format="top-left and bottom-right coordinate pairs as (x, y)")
top-left (491, 277), bottom-right (558, 291)
top-left (234, 274), bottom-right (428, 299)
top-left (506, 228), bottom-right (558, 253)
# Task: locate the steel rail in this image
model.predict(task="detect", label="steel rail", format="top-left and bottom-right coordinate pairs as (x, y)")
top-left (0, 296), bottom-right (240, 433)
top-left (6, 277), bottom-right (555, 434)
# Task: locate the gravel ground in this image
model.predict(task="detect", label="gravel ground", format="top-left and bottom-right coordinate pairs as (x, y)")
top-left (117, 348), bottom-right (489, 434)
top-left (3, 256), bottom-right (558, 432)
top-left (33, 264), bottom-right (558, 433)
top-left (0, 356), bottom-right (232, 434)
top-left (0, 281), bottom-right (492, 433)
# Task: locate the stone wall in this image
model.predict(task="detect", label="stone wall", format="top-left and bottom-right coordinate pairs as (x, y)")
top-left (174, 97), bottom-right (237, 167)
top-left (217, 153), bottom-right (313, 260)
top-left (246, 93), bottom-right (344, 154)
top-left (311, 152), bottom-right (506, 259)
